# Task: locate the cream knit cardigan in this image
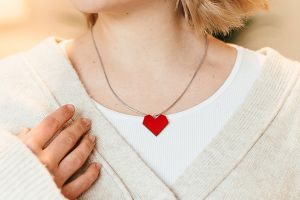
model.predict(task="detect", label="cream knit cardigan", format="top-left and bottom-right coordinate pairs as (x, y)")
top-left (0, 37), bottom-right (300, 200)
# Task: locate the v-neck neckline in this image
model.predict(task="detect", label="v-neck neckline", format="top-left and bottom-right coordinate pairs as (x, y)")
top-left (23, 36), bottom-right (300, 200)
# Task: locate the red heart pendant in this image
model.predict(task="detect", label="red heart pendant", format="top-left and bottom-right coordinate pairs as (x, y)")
top-left (143, 114), bottom-right (169, 136)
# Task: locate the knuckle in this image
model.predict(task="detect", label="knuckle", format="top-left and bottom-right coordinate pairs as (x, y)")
top-left (25, 137), bottom-right (39, 151)
top-left (63, 131), bottom-right (77, 145)
top-left (79, 118), bottom-right (89, 131)
top-left (73, 153), bottom-right (84, 166)
top-left (40, 154), bottom-right (56, 171)
top-left (83, 137), bottom-right (93, 150)
top-left (24, 138), bottom-right (41, 155)
top-left (76, 120), bottom-right (85, 132)
top-left (72, 139), bottom-right (93, 166)
top-left (61, 187), bottom-right (75, 200)
top-left (77, 148), bottom-right (86, 162)
top-left (53, 176), bottom-right (64, 188)
top-left (46, 116), bottom-right (60, 130)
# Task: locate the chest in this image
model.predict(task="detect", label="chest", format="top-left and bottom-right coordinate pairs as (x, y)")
top-left (90, 74), bottom-right (252, 188)
top-left (2, 42), bottom-right (300, 199)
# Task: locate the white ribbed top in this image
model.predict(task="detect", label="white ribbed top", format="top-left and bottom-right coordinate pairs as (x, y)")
top-left (59, 40), bottom-right (266, 187)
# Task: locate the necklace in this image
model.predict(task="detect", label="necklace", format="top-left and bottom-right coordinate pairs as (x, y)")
top-left (90, 26), bottom-right (209, 136)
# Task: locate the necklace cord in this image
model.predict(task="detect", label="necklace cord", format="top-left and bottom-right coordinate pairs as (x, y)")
top-left (90, 26), bottom-right (209, 117)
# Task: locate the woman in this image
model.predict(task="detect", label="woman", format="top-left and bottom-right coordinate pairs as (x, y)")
top-left (1, 0), bottom-right (300, 199)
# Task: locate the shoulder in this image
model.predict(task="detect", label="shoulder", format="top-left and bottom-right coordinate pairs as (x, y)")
top-left (0, 37), bottom-right (64, 133)
top-left (0, 51), bottom-right (32, 99)
top-left (0, 37), bottom-right (67, 91)
top-left (260, 47), bottom-right (300, 91)
top-left (0, 52), bottom-right (26, 77)
top-left (264, 46), bottom-right (300, 87)
top-left (263, 47), bottom-right (300, 119)
top-left (254, 46), bottom-right (300, 69)
top-left (250, 46), bottom-right (300, 116)
top-left (0, 36), bottom-right (65, 87)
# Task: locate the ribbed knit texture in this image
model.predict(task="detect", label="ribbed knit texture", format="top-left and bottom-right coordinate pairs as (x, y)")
top-left (0, 36), bottom-right (300, 200)
top-left (0, 128), bottom-right (66, 200)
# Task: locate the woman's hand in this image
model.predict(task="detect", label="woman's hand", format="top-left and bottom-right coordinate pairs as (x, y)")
top-left (17, 104), bottom-right (101, 200)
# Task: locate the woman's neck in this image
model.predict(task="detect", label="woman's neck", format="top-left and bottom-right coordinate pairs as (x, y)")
top-left (63, 2), bottom-right (237, 115)
top-left (88, 1), bottom-right (207, 73)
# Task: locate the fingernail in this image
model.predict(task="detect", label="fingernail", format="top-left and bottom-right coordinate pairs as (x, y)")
top-left (88, 134), bottom-right (96, 142)
top-left (66, 104), bottom-right (75, 112)
top-left (82, 118), bottom-right (91, 126)
top-left (94, 163), bottom-right (101, 170)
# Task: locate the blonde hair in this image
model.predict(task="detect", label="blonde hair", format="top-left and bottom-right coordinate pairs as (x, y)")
top-left (85, 0), bottom-right (269, 37)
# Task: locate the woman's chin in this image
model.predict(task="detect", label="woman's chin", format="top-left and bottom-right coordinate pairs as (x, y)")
top-left (70, 0), bottom-right (137, 14)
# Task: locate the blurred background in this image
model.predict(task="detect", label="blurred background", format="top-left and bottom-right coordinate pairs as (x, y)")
top-left (0, 0), bottom-right (299, 61)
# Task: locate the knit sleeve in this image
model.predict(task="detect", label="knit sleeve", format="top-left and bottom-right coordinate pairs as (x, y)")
top-left (0, 128), bottom-right (68, 200)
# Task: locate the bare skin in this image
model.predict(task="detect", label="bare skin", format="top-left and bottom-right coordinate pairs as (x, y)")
top-left (17, 104), bottom-right (101, 200)
top-left (65, 1), bottom-right (237, 117)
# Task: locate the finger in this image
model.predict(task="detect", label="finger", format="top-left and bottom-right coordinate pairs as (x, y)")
top-left (29, 104), bottom-right (75, 148)
top-left (61, 163), bottom-right (101, 200)
top-left (43, 117), bottom-right (92, 165)
top-left (56, 133), bottom-right (96, 186)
